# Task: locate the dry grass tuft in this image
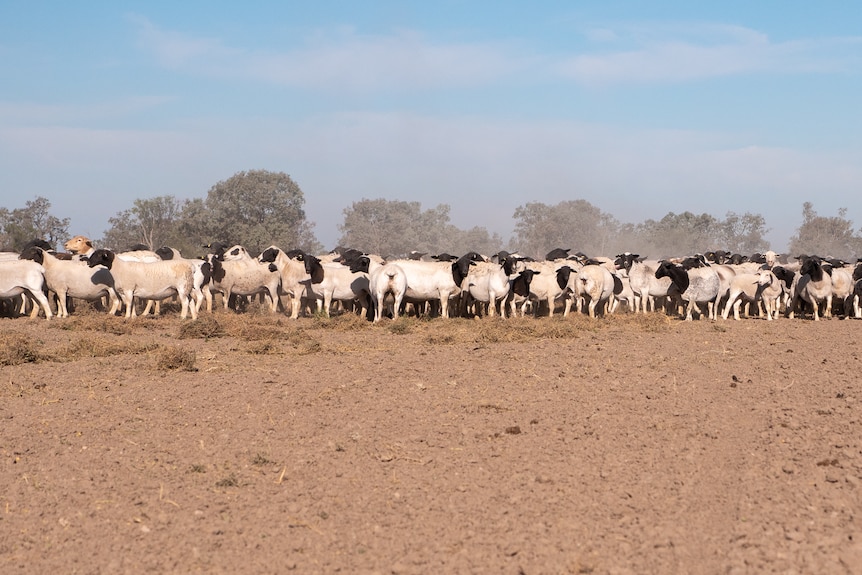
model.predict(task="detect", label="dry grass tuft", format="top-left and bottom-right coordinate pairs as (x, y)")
top-left (293, 337), bottom-right (323, 355)
top-left (468, 317), bottom-right (584, 343)
top-left (605, 312), bottom-right (672, 332)
top-left (245, 341), bottom-right (282, 355)
top-left (177, 315), bottom-right (225, 339)
top-left (213, 313), bottom-right (290, 341)
top-left (156, 346), bottom-right (197, 371)
top-left (325, 312), bottom-right (374, 331)
top-left (251, 453), bottom-right (273, 466)
top-left (417, 316), bottom-right (588, 344)
top-left (425, 332), bottom-right (457, 345)
top-left (0, 333), bottom-right (43, 365)
top-left (233, 324), bottom-right (289, 341)
top-left (57, 336), bottom-right (160, 360)
top-left (50, 314), bottom-right (137, 335)
top-left (308, 311), bottom-right (373, 331)
top-left (215, 473), bottom-right (239, 488)
top-left (387, 317), bottom-right (414, 334)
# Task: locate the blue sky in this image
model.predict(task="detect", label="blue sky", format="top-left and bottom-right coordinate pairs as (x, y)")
top-left (1, 1), bottom-right (860, 251)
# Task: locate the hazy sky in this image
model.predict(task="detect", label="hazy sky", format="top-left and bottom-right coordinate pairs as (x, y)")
top-left (2, 1), bottom-right (860, 251)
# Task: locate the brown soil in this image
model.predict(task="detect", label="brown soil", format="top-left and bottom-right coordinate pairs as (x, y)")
top-left (2, 309), bottom-right (861, 574)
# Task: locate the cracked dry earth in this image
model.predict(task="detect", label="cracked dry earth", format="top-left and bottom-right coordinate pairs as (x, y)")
top-left (2, 311), bottom-right (862, 574)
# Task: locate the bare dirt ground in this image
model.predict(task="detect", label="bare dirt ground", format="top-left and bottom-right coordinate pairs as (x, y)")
top-left (2, 308), bottom-right (862, 574)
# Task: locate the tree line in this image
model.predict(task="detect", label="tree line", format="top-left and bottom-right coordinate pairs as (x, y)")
top-left (2, 169), bottom-right (861, 260)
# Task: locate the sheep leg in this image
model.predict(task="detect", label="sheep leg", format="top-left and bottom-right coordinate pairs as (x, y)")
top-left (179, 293), bottom-right (189, 320)
top-left (588, 298), bottom-right (598, 318)
top-left (27, 289), bottom-right (53, 320)
top-left (562, 296), bottom-right (573, 318)
top-left (55, 288), bottom-right (69, 318)
top-left (122, 293), bottom-right (135, 318)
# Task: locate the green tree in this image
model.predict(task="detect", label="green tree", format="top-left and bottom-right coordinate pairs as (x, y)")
top-left (634, 211), bottom-right (720, 258)
top-left (186, 170), bottom-right (320, 254)
top-left (101, 195), bottom-right (185, 251)
top-left (0, 196), bottom-right (69, 251)
top-left (338, 199), bottom-right (454, 257)
top-left (511, 200), bottom-right (620, 259)
top-left (717, 212), bottom-right (770, 255)
top-left (788, 202), bottom-right (861, 259)
top-left (444, 224), bottom-right (504, 257)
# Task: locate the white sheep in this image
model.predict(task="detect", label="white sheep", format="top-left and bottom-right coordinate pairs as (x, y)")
top-left (346, 254), bottom-right (408, 322)
top-left (788, 258), bottom-right (833, 321)
top-left (577, 264), bottom-right (620, 318)
top-left (86, 249), bottom-right (199, 319)
top-left (608, 274), bottom-right (636, 313)
top-left (155, 247), bottom-right (213, 314)
top-left (384, 254), bottom-right (478, 319)
top-left (19, 247), bottom-right (119, 318)
top-left (554, 263), bottom-right (584, 317)
top-left (756, 270), bottom-right (784, 320)
top-left (302, 254), bottom-right (371, 318)
top-left (209, 245), bottom-right (281, 313)
top-left (654, 260), bottom-right (720, 320)
top-left (459, 259), bottom-right (513, 318)
top-left (257, 246), bottom-right (312, 318)
top-left (721, 271), bottom-right (779, 321)
top-left (0, 259), bottom-right (53, 319)
top-left (615, 253), bottom-right (675, 314)
top-left (504, 269), bottom-right (539, 318)
top-left (521, 259), bottom-right (570, 317)
top-left (826, 265), bottom-right (854, 317)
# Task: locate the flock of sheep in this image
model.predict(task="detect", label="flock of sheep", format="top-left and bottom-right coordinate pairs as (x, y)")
top-left (1, 236), bottom-right (860, 323)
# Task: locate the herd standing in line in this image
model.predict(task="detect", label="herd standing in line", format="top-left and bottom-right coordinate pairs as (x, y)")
top-left (2, 236), bottom-right (861, 323)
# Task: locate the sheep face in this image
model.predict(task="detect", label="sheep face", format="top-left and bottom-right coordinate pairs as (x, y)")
top-left (756, 271), bottom-right (775, 287)
top-left (222, 246), bottom-right (250, 261)
top-left (87, 249), bottom-right (115, 269)
top-left (614, 253), bottom-right (640, 272)
top-left (800, 259), bottom-right (826, 282)
top-left (18, 246), bottom-right (45, 264)
top-left (655, 262), bottom-right (690, 294)
top-left (65, 235), bottom-right (93, 255)
top-left (258, 247), bottom-right (279, 264)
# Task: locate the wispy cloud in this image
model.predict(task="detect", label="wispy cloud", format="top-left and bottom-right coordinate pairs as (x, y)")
top-left (129, 16), bottom-right (524, 93)
top-left (559, 22), bottom-right (861, 85)
top-left (129, 14), bottom-right (236, 69)
top-left (0, 97), bottom-right (174, 127)
top-left (129, 16), bottom-right (861, 93)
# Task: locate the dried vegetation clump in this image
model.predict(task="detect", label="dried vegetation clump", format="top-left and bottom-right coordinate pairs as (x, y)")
top-left (0, 333), bottom-right (43, 365)
top-left (58, 336), bottom-right (161, 361)
top-left (310, 312), bottom-right (374, 331)
top-left (156, 346), bottom-right (197, 371)
top-left (213, 313), bottom-right (292, 341)
top-left (49, 313), bottom-right (137, 335)
top-left (244, 341), bottom-right (281, 355)
top-left (177, 315), bottom-right (225, 339)
top-left (604, 312), bottom-right (672, 332)
top-left (3, 303), bottom-right (675, 367)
